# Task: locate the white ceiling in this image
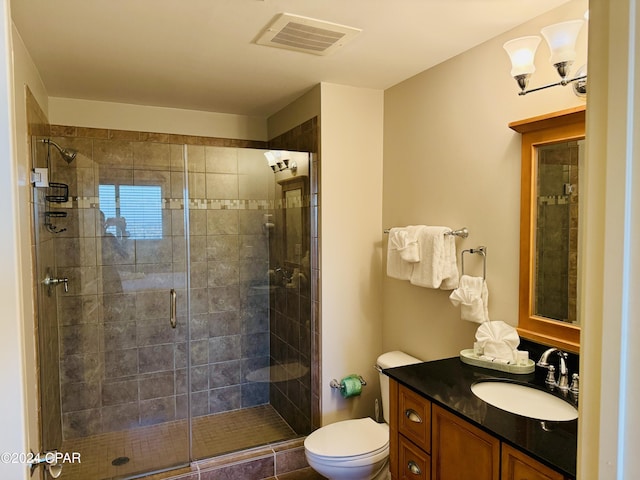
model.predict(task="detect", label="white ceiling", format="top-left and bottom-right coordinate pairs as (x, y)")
top-left (11, 0), bottom-right (569, 118)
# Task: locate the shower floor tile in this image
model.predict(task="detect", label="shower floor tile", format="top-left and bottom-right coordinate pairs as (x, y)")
top-left (59, 405), bottom-right (296, 480)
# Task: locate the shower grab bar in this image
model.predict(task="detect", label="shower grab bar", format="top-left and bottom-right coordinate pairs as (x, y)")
top-left (169, 289), bottom-right (177, 328)
top-left (383, 226), bottom-right (469, 238)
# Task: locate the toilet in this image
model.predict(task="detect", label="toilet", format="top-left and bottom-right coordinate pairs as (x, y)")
top-left (304, 351), bottom-right (422, 480)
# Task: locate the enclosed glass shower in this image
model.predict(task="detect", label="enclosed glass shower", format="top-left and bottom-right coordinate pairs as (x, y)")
top-left (32, 131), bottom-right (313, 479)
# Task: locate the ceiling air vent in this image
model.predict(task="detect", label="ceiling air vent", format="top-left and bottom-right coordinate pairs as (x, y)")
top-left (256, 13), bottom-right (361, 56)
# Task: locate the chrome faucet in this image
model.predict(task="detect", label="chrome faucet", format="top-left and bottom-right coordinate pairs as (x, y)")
top-left (274, 267), bottom-right (293, 285)
top-left (537, 348), bottom-right (571, 391)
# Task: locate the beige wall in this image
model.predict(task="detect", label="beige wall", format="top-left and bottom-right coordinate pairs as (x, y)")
top-left (0, 2), bottom-right (27, 477)
top-left (319, 83), bottom-right (384, 425)
top-left (49, 97), bottom-right (268, 141)
top-left (267, 85), bottom-right (320, 140)
top-left (381, 0), bottom-right (588, 362)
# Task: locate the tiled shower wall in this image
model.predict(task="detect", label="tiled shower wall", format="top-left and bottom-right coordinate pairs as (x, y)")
top-left (268, 118), bottom-right (318, 434)
top-left (45, 125), bottom-right (290, 439)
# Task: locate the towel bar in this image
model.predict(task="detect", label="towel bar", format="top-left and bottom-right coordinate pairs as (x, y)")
top-left (383, 226), bottom-right (469, 238)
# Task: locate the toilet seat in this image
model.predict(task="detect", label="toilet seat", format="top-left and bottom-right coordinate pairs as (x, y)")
top-left (304, 418), bottom-right (389, 460)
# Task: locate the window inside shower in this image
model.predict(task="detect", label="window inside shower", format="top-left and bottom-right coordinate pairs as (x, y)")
top-left (32, 133), bottom-right (314, 479)
top-left (98, 184), bottom-right (163, 240)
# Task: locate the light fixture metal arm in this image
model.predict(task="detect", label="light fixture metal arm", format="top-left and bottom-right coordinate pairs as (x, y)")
top-left (517, 74), bottom-right (587, 96)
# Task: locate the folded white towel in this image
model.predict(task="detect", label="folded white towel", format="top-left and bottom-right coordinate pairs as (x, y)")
top-left (409, 226), bottom-right (447, 288)
top-left (449, 275), bottom-right (489, 323)
top-left (475, 321), bottom-right (520, 364)
top-left (386, 228), bottom-right (413, 280)
top-left (440, 234), bottom-right (460, 290)
top-left (398, 225), bottom-right (422, 263)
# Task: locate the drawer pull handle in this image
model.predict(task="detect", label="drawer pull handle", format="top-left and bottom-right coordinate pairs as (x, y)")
top-left (407, 460), bottom-right (422, 475)
top-left (405, 408), bottom-right (423, 423)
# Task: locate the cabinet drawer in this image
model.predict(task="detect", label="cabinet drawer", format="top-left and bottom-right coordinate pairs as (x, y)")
top-left (399, 385), bottom-right (431, 453)
top-left (399, 435), bottom-right (431, 480)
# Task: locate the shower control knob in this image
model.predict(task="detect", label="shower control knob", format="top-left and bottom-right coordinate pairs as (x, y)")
top-left (42, 274), bottom-right (69, 293)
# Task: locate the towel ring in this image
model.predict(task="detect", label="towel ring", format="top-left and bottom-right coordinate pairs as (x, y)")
top-left (461, 246), bottom-right (486, 280)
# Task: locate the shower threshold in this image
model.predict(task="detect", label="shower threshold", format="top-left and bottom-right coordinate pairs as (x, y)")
top-left (59, 405), bottom-right (296, 480)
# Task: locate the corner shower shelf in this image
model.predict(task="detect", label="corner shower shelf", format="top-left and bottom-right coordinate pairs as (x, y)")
top-left (45, 182), bottom-right (69, 203)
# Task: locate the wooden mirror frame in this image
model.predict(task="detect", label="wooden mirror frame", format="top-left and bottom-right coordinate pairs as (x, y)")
top-left (509, 106), bottom-right (585, 353)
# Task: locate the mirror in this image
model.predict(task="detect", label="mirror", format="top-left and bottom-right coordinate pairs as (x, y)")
top-left (509, 106), bottom-right (585, 353)
top-left (281, 177), bottom-right (307, 267)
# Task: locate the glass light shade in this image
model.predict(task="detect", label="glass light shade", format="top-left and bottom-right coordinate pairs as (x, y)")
top-left (264, 150), bottom-right (279, 166)
top-left (541, 19), bottom-right (584, 66)
top-left (503, 36), bottom-right (541, 77)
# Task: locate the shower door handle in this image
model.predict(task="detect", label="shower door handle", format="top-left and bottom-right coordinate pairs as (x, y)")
top-left (169, 289), bottom-right (177, 328)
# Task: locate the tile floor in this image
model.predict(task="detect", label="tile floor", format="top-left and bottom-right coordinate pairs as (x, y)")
top-left (59, 405), bottom-right (297, 479)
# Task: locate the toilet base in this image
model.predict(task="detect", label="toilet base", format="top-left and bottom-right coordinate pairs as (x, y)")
top-left (305, 456), bottom-right (389, 480)
top-left (372, 464), bottom-right (390, 480)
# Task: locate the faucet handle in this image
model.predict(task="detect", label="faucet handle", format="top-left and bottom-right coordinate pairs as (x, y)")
top-left (570, 373), bottom-right (579, 395)
top-left (545, 365), bottom-right (556, 387)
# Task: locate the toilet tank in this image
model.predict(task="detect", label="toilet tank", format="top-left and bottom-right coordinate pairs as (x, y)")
top-left (377, 351), bottom-right (422, 424)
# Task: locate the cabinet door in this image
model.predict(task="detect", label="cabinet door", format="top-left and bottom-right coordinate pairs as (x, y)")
top-left (432, 405), bottom-right (500, 480)
top-left (399, 435), bottom-right (431, 480)
top-left (502, 444), bottom-right (565, 480)
top-left (399, 384), bottom-right (431, 453)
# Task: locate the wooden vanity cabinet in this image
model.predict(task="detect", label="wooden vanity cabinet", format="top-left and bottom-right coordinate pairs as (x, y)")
top-left (390, 379), bottom-right (431, 480)
top-left (502, 444), bottom-right (565, 480)
top-left (432, 404), bottom-right (500, 480)
top-left (389, 379), bottom-right (570, 480)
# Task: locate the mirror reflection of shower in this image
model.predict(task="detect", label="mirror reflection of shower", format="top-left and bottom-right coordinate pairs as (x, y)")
top-left (41, 138), bottom-right (77, 164)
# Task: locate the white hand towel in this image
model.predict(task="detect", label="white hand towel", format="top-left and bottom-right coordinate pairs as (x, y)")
top-left (398, 225), bottom-right (422, 263)
top-left (439, 234), bottom-right (460, 290)
top-left (449, 275), bottom-right (489, 323)
top-left (386, 228), bottom-right (413, 280)
top-left (409, 226), bottom-right (450, 288)
top-left (475, 321), bottom-right (520, 363)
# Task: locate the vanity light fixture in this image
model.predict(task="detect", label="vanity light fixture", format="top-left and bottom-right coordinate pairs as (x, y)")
top-left (265, 150), bottom-right (297, 174)
top-left (503, 18), bottom-right (587, 96)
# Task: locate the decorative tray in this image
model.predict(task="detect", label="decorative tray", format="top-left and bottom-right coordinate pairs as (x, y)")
top-left (459, 349), bottom-right (535, 374)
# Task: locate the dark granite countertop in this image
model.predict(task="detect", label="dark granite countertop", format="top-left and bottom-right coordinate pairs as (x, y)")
top-left (384, 357), bottom-right (577, 479)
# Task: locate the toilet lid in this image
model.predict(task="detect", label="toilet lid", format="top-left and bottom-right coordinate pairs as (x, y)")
top-left (304, 418), bottom-right (389, 458)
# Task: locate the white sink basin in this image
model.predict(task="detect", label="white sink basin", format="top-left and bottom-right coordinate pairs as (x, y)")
top-left (471, 380), bottom-right (578, 421)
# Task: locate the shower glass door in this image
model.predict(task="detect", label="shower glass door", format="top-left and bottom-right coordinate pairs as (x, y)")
top-left (34, 130), bottom-right (314, 478)
top-left (187, 147), bottom-right (312, 459)
top-left (35, 135), bottom-right (192, 479)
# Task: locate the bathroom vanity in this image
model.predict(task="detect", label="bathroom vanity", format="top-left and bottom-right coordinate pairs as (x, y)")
top-left (384, 358), bottom-right (577, 480)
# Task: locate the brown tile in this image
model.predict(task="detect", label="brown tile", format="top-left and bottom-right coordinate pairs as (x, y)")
top-left (110, 129), bottom-right (141, 141)
top-left (275, 446), bottom-right (309, 475)
top-left (77, 126), bottom-right (110, 139)
top-left (94, 138), bottom-right (134, 167)
top-left (140, 132), bottom-right (170, 143)
top-left (51, 124), bottom-right (77, 136)
top-left (277, 467), bottom-right (326, 480)
top-left (200, 456), bottom-right (274, 480)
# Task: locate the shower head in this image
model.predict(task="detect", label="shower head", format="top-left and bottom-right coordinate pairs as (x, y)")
top-left (42, 139), bottom-right (78, 164)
